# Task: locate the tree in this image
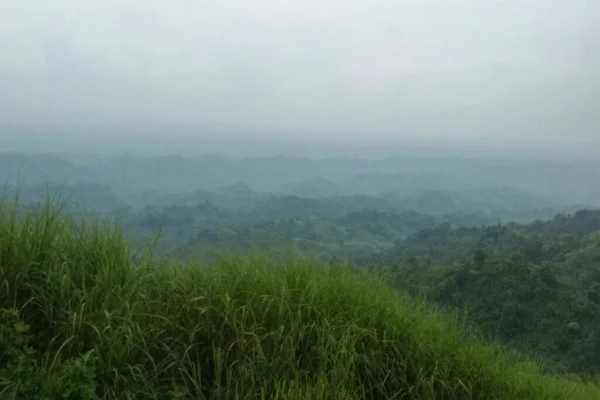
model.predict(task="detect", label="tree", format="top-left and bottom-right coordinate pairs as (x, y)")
top-left (474, 249), bottom-right (486, 269)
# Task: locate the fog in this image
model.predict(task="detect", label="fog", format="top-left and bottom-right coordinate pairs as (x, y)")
top-left (1, 0), bottom-right (599, 158)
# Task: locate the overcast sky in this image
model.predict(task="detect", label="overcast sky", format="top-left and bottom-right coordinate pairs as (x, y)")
top-left (1, 0), bottom-right (599, 155)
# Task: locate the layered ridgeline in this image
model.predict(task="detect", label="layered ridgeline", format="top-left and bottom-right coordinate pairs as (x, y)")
top-left (1, 202), bottom-right (600, 399)
top-left (1, 181), bottom-right (544, 261)
top-left (3, 150), bottom-right (596, 268)
top-left (2, 152), bottom-right (597, 216)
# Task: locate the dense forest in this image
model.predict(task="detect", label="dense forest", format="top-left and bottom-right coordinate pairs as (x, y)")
top-left (365, 209), bottom-right (600, 374)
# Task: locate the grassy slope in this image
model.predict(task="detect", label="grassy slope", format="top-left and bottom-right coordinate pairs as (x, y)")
top-left (0, 202), bottom-right (599, 399)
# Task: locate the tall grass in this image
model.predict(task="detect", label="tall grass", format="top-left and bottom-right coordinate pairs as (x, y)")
top-left (1, 199), bottom-right (599, 399)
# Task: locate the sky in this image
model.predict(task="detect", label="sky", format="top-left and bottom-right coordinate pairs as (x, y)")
top-left (1, 0), bottom-right (599, 157)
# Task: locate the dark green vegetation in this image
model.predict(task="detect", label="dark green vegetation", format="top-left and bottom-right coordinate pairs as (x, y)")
top-left (367, 210), bottom-right (600, 375)
top-left (2, 201), bottom-right (600, 399)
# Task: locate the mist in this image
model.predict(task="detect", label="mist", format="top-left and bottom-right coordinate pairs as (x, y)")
top-left (1, 0), bottom-right (599, 158)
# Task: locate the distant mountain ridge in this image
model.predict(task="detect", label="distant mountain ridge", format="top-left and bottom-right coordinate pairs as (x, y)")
top-left (1, 151), bottom-right (598, 213)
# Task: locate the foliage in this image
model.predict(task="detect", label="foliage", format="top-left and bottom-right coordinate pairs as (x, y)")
top-left (0, 308), bottom-right (97, 399)
top-left (371, 210), bottom-right (600, 375)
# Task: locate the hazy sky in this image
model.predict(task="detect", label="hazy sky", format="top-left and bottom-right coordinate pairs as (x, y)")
top-left (1, 0), bottom-right (599, 153)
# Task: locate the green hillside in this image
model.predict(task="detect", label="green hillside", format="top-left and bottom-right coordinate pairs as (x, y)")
top-left (2, 202), bottom-right (600, 399)
top-left (365, 210), bottom-right (600, 375)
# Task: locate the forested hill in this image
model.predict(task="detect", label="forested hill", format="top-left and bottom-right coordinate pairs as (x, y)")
top-left (362, 209), bottom-right (600, 375)
top-left (122, 193), bottom-right (575, 261)
top-left (123, 202), bottom-right (443, 261)
top-left (367, 208), bottom-right (600, 265)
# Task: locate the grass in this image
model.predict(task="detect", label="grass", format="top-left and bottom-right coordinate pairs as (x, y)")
top-left (1, 199), bottom-right (599, 399)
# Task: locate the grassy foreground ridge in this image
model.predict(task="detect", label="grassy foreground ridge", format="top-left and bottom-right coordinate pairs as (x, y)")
top-left (1, 201), bottom-right (599, 399)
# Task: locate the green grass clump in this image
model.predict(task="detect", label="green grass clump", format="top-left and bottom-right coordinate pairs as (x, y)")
top-left (1, 200), bottom-right (599, 399)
